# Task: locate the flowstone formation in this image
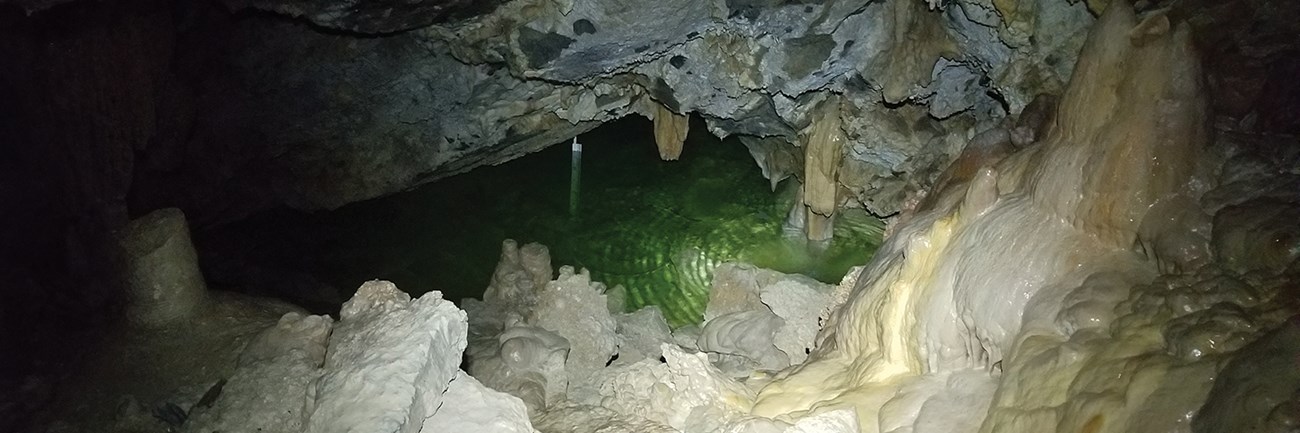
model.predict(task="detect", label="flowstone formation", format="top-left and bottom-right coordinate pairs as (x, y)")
top-left (745, 3), bottom-right (1300, 433)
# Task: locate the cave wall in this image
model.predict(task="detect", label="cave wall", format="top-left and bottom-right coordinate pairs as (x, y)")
top-left (1, 0), bottom-right (1297, 316)
top-left (2, 0), bottom-right (1295, 228)
top-left (120, 0), bottom-right (1102, 224)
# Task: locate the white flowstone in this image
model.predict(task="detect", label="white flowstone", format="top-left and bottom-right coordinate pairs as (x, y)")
top-left (470, 320), bottom-right (571, 412)
top-left (422, 370), bottom-right (539, 433)
top-left (746, 8), bottom-right (1292, 433)
top-left (614, 306), bottom-right (674, 364)
top-left (698, 309), bottom-right (789, 372)
top-left (183, 312), bottom-right (332, 433)
top-left (787, 409), bottom-right (861, 433)
top-left (760, 277), bottom-right (834, 365)
top-left (485, 239), bottom-right (553, 312)
top-left (305, 281), bottom-right (467, 433)
top-left (700, 263), bottom-right (837, 370)
top-left (592, 344), bottom-right (755, 432)
top-left (530, 266), bottom-right (618, 380)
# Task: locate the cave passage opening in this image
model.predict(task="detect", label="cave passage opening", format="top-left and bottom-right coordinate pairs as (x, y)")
top-left (199, 116), bottom-right (884, 327)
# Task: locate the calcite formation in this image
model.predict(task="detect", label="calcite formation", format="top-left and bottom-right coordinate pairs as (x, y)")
top-left (470, 320), bottom-right (572, 412)
top-left (802, 96), bottom-right (847, 241)
top-left (529, 266), bottom-right (619, 380)
top-left (614, 306), bottom-right (675, 364)
top-left (306, 281), bottom-right (468, 433)
top-left (117, 207), bottom-right (208, 327)
top-left (695, 266), bottom-right (840, 374)
top-left (586, 344), bottom-right (756, 432)
top-left (15, 1), bottom-right (1300, 432)
top-left (177, 282), bottom-right (540, 433)
top-left (424, 371), bottom-right (539, 433)
top-left (653, 103), bottom-right (689, 161)
top-left (485, 239), bottom-right (554, 310)
top-left (30, 209), bottom-right (307, 433)
top-left (740, 4), bottom-right (1300, 433)
top-left (183, 313), bottom-right (332, 433)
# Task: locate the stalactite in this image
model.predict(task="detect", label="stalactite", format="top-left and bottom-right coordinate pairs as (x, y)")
top-left (653, 103), bottom-right (688, 161)
top-left (876, 0), bottom-right (957, 103)
top-left (801, 96), bottom-right (846, 242)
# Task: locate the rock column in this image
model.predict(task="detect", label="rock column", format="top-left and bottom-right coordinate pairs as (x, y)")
top-left (802, 97), bottom-right (846, 242)
top-left (118, 208), bottom-right (208, 327)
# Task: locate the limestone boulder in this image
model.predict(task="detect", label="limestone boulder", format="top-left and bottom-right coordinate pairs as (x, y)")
top-left (469, 321), bottom-right (571, 413)
top-left (305, 281), bottom-right (467, 433)
top-left (423, 371), bottom-right (539, 433)
top-left (183, 312), bottom-right (332, 433)
top-left (614, 306), bottom-right (674, 364)
top-left (530, 266), bottom-right (618, 380)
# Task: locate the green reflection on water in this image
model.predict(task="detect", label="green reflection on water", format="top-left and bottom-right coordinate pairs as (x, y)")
top-left (218, 117), bottom-right (883, 328)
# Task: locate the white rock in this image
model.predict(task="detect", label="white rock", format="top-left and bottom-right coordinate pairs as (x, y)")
top-left (183, 312), bottom-right (332, 433)
top-left (760, 278), bottom-right (833, 365)
top-left (422, 370), bottom-right (539, 433)
top-left (614, 306), bottom-right (674, 364)
top-left (485, 239), bottom-right (553, 311)
top-left (594, 344), bottom-right (755, 432)
top-left (672, 324), bottom-right (703, 351)
top-left (533, 401), bottom-right (678, 433)
top-left (698, 309), bottom-right (788, 372)
top-left (470, 321), bottom-right (571, 412)
top-left (531, 266), bottom-right (618, 379)
top-left (305, 281), bottom-right (467, 433)
top-left (705, 263), bottom-right (770, 322)
top-left (700, 263), bottom-right (835, 368)
top-left (788, 409), bottom-right (860, 433)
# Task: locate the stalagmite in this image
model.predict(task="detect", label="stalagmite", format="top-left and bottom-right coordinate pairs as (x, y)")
top-left (117, 207), bottom-right (209, 327)
top-left (653, 104), bottom-right (688, 161)
top-left (802, 96), bottom-right (846, 242)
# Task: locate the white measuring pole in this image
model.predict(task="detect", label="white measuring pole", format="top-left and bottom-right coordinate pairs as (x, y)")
top-left (569, 136), bottom-right (582, 218)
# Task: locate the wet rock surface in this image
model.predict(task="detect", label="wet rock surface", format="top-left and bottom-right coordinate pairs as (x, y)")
top-left (109, 0), bottom-right (1100, 223)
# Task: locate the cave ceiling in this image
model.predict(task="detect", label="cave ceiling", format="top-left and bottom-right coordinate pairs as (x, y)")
top-left (5, 0), bottom-right (1297, 226)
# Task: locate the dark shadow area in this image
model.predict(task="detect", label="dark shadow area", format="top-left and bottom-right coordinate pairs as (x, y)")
top-left (196, 116), bottom-right (884, 326)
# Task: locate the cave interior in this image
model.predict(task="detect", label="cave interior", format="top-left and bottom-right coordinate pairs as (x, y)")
top-left (1, 0), bottom-right (1298, 432)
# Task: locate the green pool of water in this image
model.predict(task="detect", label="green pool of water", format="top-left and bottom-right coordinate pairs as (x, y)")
top-left (206, 117), bottom-right (883, 327)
